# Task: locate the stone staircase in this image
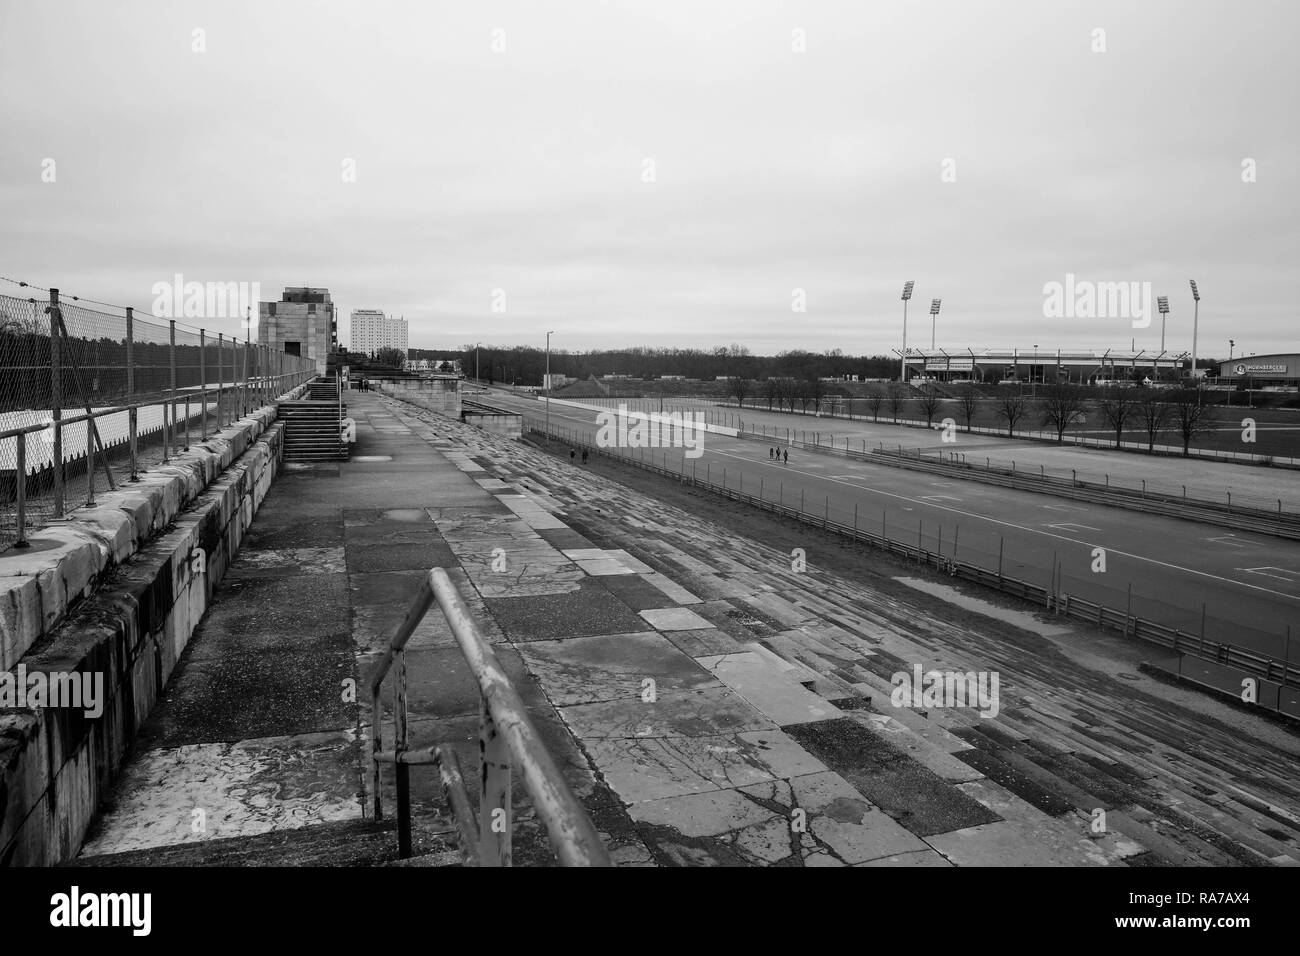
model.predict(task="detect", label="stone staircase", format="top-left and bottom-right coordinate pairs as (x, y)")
top-left (279, 397), bottom-right (348, 461)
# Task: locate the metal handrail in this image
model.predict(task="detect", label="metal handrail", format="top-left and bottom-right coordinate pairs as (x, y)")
top-left (368, 567), bottom-right (612, 867)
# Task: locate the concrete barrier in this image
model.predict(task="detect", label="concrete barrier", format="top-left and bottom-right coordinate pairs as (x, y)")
top-left (372, 377), bottom-right (461, 418)
top-left (0, 409), bottom-right (285, 866)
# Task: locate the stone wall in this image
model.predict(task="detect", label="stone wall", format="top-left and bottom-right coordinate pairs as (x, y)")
top-left (372, 377), bottom-right (461, 418)
top-left (0, 407), bottom-right (287, 866)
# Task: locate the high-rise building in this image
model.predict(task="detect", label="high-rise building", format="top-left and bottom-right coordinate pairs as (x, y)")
top-left (350, 309), bottom-right (408, 358)
top-left (258, 287), bottom-right (337, 373)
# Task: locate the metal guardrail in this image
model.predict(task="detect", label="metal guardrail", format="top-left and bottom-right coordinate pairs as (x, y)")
top-left (527, 426), bottom-right (1298, 696)
top-left (368, 567), bottom-right (612, 867)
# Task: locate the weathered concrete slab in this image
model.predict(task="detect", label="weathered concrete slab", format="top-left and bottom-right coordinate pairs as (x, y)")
top-left (698, 652), bottom-right (844, 725)
top-left (640, 607), bottom-right (713, 631)
top-left (518, 632), bottom-right (716, 706)
top-left (79, 730), bottom-right (363, 857)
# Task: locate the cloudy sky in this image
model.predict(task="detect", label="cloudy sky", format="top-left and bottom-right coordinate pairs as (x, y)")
top-left (2, 0), bottom-right (1296, 358)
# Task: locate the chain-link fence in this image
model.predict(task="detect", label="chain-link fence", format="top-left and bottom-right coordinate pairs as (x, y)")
top-left (0, 290), bottom-right (319, 551)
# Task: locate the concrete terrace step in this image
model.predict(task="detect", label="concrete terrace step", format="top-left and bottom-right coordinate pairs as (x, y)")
top-left (374, 392), bottom-right (1300, 867)
top-left (73, 819), bottom-right (461, 867)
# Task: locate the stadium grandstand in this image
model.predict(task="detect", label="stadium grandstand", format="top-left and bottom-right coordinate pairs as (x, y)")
top-left (902, 347), bottom-right (1187, 385)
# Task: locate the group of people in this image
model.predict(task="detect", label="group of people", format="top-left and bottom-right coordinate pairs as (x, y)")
top-left (768, 447), bottom-right (788, 463)
top-left (570, 448), bottom-right (589, 465)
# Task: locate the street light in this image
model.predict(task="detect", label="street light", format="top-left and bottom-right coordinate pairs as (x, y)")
top-left (1189, 279), bottom-right (1201, 382)
top-left (545, 330), bottom-right (556, 440)
top-left (900, 281), bottom-right (914, 382)
top-left (1228, 338), bottom-right (1235, 360)
top-left (1156, 296), bottom-right (1169, 353)
top-left (929, 298), bottom-right (942, 350)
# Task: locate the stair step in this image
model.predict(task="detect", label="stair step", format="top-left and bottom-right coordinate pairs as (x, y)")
top-left (70, 818), bottom-right (454, 867)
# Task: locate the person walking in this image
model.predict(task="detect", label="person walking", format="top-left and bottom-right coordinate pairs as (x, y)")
top-left (582, 449), bottom-right (588, 465)
top-left (783, 448), bottom-right (788, 464)
top-left (570, 449), bottom-right (576, 461)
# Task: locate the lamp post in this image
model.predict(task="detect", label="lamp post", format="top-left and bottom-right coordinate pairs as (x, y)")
top-left (1157, 296), bottom-right (1169, 353)
top-left (929, 298), bottom-right (942, 350)
top-left (1228, 339), bottom-right (1235, 361)
top-left (475, 343), bottom-right (480, 383)
top-left (900, 281), bottom-right (914, 382)
top-left (545, 330), bottom-right (555, 440)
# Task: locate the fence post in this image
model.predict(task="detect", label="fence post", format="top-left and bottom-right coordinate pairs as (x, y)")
top-left (479, 696), bottom-right (512, 867)
top-left (824, 494), bottom-right (828, 528)
top-left (126, 306), bottom-right (138, 480)
top-left (395, 649), bottom-right (411, 859)
top-left (997, 537), bottom-right (1004, 582)
top-left (49, 288), bottom-right (63, 517)
top-left (14, 433), bottom-right (29, 548)
top-left (1125, 583), bottom-right (1133, 637)
top-left (165, 319), bottom-right (176, 462)
top-left (199, 329), bottom-right (207, 441)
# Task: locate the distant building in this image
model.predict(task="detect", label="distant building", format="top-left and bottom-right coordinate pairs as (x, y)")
top-left (351, 309), bottom-right (409, 357)
top-left (258, 287), bottom-right (338, 373)
top-left (543, 373), bottom-right (574, 389)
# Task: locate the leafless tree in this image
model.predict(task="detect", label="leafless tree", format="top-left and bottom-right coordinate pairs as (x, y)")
top-left (917, 384), bottom-right (943, 427)
top-left (1098, 387), bottom-right (1138, 449)
top-left (1169, 387), bottom-right (1212, 456)
top-left (954, 384), bottom-right (980, 432)
top-left (1136, 392), bottom-right (1172, 451)
top-left (728, 376), bottom-right (750, 407)
top-left (866, 390), bottom-right (885, 422)
top-left (886, 383), bottom-right (908, 423)
top-left (1039, 383), bottom-right (1088, 443)
top-left (995, 392), bottom-right (1031, 437)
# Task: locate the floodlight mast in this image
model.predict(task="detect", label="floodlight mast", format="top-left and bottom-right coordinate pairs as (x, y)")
top-left (929, 298), bottom-right (942, 350)
top-left (1189, 280), bottom-right (1201, 383)
top-left (1156, 296), bottom-right (1169, 353)
top-left (900, 281), bottom-right (914, 382)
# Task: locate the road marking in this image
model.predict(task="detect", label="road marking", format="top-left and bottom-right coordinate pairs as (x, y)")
top-left (1041, 504), bottom-right (1084, 513)
top-left (1047, 522), bottom-right (1102, 533)
top-left (919, 495), bottom-right (962, 502)
top-left (1238, 567), bottom-right (1300, 582)
top-left (1208, 535), bottom-right (1248, 548)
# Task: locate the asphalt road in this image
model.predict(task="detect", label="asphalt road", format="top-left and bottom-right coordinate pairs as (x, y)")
top-left (483, 390), bottom-right (1300, 664)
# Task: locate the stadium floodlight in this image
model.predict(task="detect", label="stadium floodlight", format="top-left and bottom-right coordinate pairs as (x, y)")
top-left (899, 281), bottom-right (915, 382)
top-left (1156, 296), bottom-right (1170, 353)
top-left (1229, 339), bottom-right (1235, 360)
top-left (929, 298), bottom-right (942, 350)
top-left (1189, 279), bottom-right (1201, 384)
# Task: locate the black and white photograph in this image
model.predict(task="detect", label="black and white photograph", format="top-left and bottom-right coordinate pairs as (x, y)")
top-left (0, 0), bottom-right (1295, 937)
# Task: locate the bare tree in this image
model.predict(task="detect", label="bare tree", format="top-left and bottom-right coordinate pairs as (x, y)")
top-left (1098, 387), bottom-right (1138, 449)
top-left (1136, 392), bottom-right (1172, 451)
top-left (917, 384), bottom-right (943, 427)
top-left (1169, 387), bottom-right (1212, 456)
top-left (1039, 383), bottom-right (1088, 443)
top-left (886, 383), bottom-right (907, 423)
top-left (374, 346), bottom-right (406, 369)
top-left (954, 384), bottom-right (979, 432)
top-left (866, 390), bottom-right (885, 422)
top-left (995, 392), bottom-right (1030, 437)
top-left (763, 378), bottom-right (779, 410)
top-left (807, 376), bottom-right (826, 414)
top-left (728, 376), bottom-right (750, 407)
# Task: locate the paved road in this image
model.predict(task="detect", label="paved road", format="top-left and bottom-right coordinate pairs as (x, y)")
top-left (487, 391), bottom-right (1300, 663)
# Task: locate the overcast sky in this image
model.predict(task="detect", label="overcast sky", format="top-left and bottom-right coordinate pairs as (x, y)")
top-left (2, 0), bottom-right (1296, 358)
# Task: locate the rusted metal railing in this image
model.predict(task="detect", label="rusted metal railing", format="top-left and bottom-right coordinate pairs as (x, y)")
top-left (369, 567), bottom-right (611, 867)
